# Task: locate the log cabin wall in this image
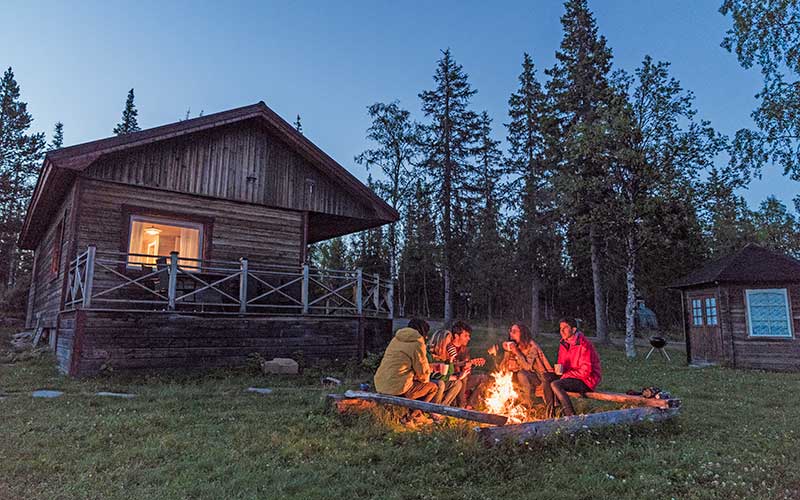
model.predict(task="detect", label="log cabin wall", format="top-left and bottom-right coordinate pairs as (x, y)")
top-left (82, 120), bottom-right (373, 220)
top-left (723, 283), bottom-right (800, 371)
top-left (77, 177), bottom-right (304, 265)
top-left (27, 182), bottom-right (79, 329)
top-left (67, 312), bottom-right (392, 376)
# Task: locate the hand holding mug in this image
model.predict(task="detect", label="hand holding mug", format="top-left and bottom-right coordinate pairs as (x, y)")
top-left (554, 363), bottom-right (563, 376)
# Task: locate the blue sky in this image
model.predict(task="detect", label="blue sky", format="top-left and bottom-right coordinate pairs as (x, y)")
top-left (5, 0), bottom-right (797, 212)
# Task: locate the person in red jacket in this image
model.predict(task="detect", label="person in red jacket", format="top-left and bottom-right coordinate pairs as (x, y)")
top-left (550, 318), bottom-right (602, 416)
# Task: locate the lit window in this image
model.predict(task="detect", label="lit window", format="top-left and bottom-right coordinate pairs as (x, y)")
top-left (692, 299), bottom-right (703, 326)
top-left (745, 289), bottom-right (793, 338)
top-left (705, 297), bottom-right (718, 326)
top-left (127, 216), bottom-right (203, 269)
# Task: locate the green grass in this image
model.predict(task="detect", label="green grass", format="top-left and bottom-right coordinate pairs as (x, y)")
top-left (1, 328), bottom-right (799, 499)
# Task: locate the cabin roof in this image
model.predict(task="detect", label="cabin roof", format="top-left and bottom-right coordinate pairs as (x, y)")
top-left (669, 243), bottom-right (800, 289)
top-left (19, 102), bottom-right (399, 249)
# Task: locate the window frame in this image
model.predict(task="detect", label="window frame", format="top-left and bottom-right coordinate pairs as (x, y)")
top-left (121, 205), bottom-right (213, 272)
top-left (50, 216), bottom-right (66, 279)
top-left (744, 288), bottom-right (794, 339)
top-left (691, 298), bottom-right (704, 326)
top-left (705, 297), bottom-right (718, 326)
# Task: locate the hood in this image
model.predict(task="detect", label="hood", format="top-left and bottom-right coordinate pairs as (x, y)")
top-left (394, 327), bottom-right (424, 343)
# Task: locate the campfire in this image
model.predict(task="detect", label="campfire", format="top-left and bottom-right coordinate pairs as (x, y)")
top-left (482, 344), bottom-right (537, 424)
top-left (483, 370), bottom-right (532, 424)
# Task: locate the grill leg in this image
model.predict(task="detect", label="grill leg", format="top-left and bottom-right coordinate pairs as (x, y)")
top-left (646, 347), bottom-right (655, 360)
top-left (660, 348), bottom-right (671, 362)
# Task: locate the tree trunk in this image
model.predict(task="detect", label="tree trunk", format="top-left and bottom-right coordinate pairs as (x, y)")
top-left (624, 230), bottom-right (637, 358)
top-left (443, 267), bottom-right (452, 325)
top-left (531, 274), bottom-right (542, 335)
top-left (6, 243), bottom-right (17, 289)
top-left (590, 225), bottom-right (608, 342)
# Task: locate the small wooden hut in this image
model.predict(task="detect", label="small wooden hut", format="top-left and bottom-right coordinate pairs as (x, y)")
top-left (669, 244), bottom-right (800, 371)
top-left (19, 102), bottom-right (399, 376)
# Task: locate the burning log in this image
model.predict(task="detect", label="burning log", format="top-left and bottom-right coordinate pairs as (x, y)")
top-left (476, 406), bottom-right (681, 444)
top-left (340, 390), bottom-right (509, 426)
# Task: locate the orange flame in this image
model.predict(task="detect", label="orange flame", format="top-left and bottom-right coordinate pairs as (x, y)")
top-left (483, 370), bottom-right (531, 424)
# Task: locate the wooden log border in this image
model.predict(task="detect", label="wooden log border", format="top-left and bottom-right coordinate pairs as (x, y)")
top-left (476, 406), bottom-right (681, 445)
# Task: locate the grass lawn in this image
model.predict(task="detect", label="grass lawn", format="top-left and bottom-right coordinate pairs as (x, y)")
top-left (1, 327), bottom-right (799, 499)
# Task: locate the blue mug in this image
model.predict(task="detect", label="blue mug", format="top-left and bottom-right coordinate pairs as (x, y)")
top-left (359, 383), bottom-right (371, 391)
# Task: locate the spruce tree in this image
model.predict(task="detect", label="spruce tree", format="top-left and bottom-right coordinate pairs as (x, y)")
top-left (506, 53), bottom-right (563, 334)
top-left (399, 179), bottom-right (440, 317)
top-left (418, 49), bottom-right (480, 324)
top-left (113, 88), bottom-right (140, 135)
top-left (49, 122), bottom-right (64, 150)
top-left (469, 111), bottom-right (505, 323)
top-left (0, 67), bottom-right (46, 289)
top-left (546, 0), bottom-right (615, 341)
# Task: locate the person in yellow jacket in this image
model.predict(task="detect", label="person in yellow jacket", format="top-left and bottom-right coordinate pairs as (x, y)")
top-left (374, 319), bottom-right (437, 404)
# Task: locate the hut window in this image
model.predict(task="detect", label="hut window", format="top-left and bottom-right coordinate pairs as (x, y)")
top-left (745, 289), bottom-right (793, 338)
top-left (691, 299), bottom-right (704, 326)
top-left (704, 297), bottom-right (718, 326)
top-left (127, 216), bottom-right (203, 269)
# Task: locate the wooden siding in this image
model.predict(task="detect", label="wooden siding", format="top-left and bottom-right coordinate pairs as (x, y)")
top-left (724, 284), bottom-right (800, 371)
top-left (77, 178), bottom-right (303, 265)
top-left (55, 311), bottom-right (78, 374)
top-left (68, 311), bottom-right (392, 376)
top-left (83, 120), bottom-right (374, 220)
top-left (28, 183), bottom-right (78, 329)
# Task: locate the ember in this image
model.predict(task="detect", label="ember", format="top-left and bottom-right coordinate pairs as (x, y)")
top-left (483, 370), bottom-right (534, 424)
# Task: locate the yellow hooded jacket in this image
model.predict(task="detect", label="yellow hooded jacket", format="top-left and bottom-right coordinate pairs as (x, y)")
top-left (373, 327), bottom-right (431, 395)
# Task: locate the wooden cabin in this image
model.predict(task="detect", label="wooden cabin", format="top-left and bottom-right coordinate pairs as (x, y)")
top-left (670, 244), bottom-right (800, 371)
top-left (19, 102), bottom-right (399, 376)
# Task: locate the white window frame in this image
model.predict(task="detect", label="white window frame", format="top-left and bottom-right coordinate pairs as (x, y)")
top-left (127, 215), bottom-right (204, 270)
top-left (744, 288), bottom-right (794, 339)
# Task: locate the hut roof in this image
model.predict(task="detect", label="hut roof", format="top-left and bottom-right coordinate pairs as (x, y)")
top-left (19, 102), bottom-right (399, 249)
top-left (669, 243), bottom-right (800, 289)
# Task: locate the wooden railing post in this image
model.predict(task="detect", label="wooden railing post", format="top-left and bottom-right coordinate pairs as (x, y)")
top-left (356, 269), bottom-right (363, 315)
top-left (239, 257), bottom-right (248, 314)
top-left (301, 264), bottom-right (309, 314)
top-left (388, 281), bottom-right (394, 319)
top-left (82, 245), bottom-right (96, 308)
top-left (168, 251), bottom-right (179, 311)
top-left (373, 273), bottom-right (380, 312)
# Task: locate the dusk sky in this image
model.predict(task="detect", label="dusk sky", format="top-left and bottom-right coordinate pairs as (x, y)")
top-left (6, 0), bottom-right (797, 212)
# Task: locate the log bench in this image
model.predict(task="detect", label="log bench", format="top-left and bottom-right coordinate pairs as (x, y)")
top-left (331, 388), bottom-right (682, 445)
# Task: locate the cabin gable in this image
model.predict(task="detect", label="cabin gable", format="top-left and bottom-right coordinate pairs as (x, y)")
top-left (82, 119), bottom-right (374, 220)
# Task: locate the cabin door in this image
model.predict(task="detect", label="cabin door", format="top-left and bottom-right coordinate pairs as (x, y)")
top-left (687, 294), bottom-right (722, 363)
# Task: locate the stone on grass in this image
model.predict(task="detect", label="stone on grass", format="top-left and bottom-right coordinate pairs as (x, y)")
top-left (246, 387), bottom-right (273, 395)
top-left (32, 390), bottom-right (63, 398)
top-left (95, 392), bottom-right (136, 398)
top-left (260, 357), bottom-right (299, 375)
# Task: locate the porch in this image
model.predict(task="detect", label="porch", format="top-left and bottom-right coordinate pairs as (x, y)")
top-left (64, 246), bottom-right (394, 318)
top-left (57, 246), bottom-right (395, 376)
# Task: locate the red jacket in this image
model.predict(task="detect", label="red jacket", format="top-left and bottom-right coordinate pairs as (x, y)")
top-left (557, 332), bottom-right (602, 391)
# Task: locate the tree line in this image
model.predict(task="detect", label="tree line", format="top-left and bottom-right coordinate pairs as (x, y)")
top-left (1, 0), bottom-right (799, 357)
top-left (312, 0), bottom-right (800, 357)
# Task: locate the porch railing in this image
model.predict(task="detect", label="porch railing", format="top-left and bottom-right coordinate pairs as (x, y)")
top-left (63, 245), bottom-right (394, 318)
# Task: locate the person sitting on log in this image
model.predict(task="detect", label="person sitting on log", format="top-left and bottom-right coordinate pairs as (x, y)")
top-left (374, 318), bottom-right (438, 424)
top-left (449, 321), bottom-right (487, 409)
top-left (549, 318), bottom-right (603, 417)
top-left (426, 329), bottom-right (463, 407)
top-left (499, 323), bottom-right (557, 416)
